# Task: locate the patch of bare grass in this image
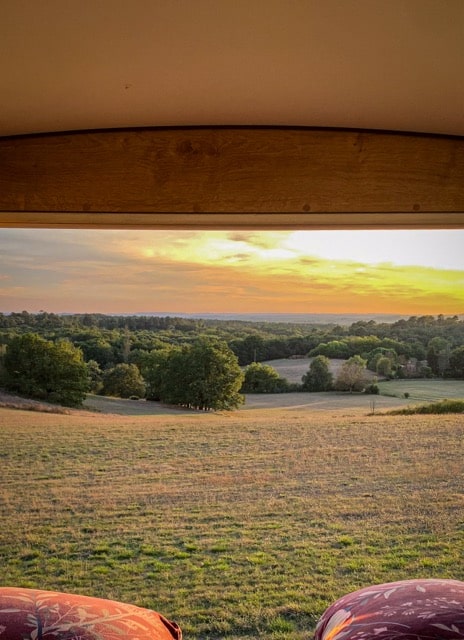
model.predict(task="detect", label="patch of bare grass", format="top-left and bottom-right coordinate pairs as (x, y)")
top-left (0, 391), bottom-right (74, 414)
top-left (1, 407), bottom-right (463, 640)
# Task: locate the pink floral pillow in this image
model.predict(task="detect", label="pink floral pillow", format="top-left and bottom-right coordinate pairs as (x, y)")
top-left (0, 587), bottom-right (181, 640)
top-left (315, 579), bottom-right (464, 640)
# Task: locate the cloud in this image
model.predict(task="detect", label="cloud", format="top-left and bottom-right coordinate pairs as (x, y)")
top-left (227, 232), bottom-right (285, 249)
top-left (1, 229), bottom-right (463, 314)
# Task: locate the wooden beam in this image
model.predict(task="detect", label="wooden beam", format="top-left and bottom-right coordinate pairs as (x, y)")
top-left (1, 127), bottom-right (463, 228)
top-left (2, 212), bottom-right (464, 230)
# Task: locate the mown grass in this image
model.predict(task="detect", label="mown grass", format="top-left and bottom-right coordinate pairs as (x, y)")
top-left (377, 378), bottom-right (464, 401)
top-left (1, 407), bottom-right (463, 640)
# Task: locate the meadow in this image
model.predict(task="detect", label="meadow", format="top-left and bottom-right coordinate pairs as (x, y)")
top-left (1, 406), bottom-right (463, 640)
top-left (377, 378), bottom-right (464, 402)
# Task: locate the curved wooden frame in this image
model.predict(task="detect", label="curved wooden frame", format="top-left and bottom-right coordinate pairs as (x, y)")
top-left (1, 127), bottom-right (463, 229)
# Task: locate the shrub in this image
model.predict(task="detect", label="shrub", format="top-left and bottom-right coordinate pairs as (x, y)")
top-left (388, 399), bottom-right (464, 415)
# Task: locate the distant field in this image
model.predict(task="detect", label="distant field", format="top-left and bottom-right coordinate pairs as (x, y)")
top-left (261, 357), bottom-right (350, 384)
top-left (82, 382), bottom-right (463, 418)
top-left (242, 391), bottom-right (408, 411)
top-left (80, 360), bottom-right (463, 416)
top-left (378, 378), bottom-right (464, 402)
top-left (265, 358), bottom-right (464, 404)
top-left (1, 406), bottom-right (463, 640)
top-left (83, 391), bottom-right (408, 415)
top-left (263, 357), bottom-right (379, 384)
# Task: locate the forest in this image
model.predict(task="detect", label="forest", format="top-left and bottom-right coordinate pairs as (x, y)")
top-left (0, 312), bottom-right (463, 408)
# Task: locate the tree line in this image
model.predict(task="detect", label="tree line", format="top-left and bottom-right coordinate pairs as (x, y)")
top-left (0, 334), bottom-right (244, 410)
top-left (0, 313), bottom-right (463, 409)
top-left (1, 312), bottom-right (463, 367)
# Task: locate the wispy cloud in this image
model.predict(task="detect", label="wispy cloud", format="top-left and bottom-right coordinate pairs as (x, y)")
top-left (0, 229), bottom-right (463, 314)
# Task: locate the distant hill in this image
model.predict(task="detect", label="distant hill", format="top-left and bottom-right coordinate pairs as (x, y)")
top-left (133, 312), bottom-right (413, 325)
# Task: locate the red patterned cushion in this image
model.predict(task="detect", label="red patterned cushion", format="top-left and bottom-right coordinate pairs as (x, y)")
top-left (0, 587), bottom-right (181, 640)
top-left (315, 579), bottom-right (464, 640)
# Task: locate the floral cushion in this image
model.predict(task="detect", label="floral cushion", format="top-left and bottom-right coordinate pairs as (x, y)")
top-left (314, 579), bottom-right (464, 640)
top-left (0, 587), bottom-right (181, 640)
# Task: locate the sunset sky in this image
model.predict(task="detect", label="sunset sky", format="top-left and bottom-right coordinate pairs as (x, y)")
top-left (1, 229), bottom-right (463, 316)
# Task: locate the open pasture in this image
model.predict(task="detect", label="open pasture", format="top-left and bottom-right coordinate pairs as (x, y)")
top-left (260, 358), bottom-right (351, 384)
top-left (378, 378), bottom-right (464, 402)
top-left (1, 407), bottom-right (463, 640)
top-left (266, 358), bottom-right (464, 402)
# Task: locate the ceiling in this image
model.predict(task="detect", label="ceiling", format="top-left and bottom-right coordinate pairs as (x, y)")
top-left (2, 0), bottom-right (463, 138)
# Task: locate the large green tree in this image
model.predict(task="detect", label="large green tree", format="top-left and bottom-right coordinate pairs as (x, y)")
top-left (101, 363), bottom-right (146, 398)
top-left (141, 348), bottom-right (175, 401)
top-left (2, 333), bottom-right (89, 406)
top-left (241, 362), bottom-right (288, 393)
top-left (448, 345), bottom-right (464, 378)
top-left (301, 355), bottom-right (333, 391)
top-left (155, 338), bottom-right (244, 410)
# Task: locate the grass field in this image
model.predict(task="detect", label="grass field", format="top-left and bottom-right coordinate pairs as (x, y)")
top-left (378, 378), bottom-right (464, 402)
top-left (266, 358), bottom-right (464, 401)
top-left (83, 391), bottom-right (410, 415)
top-left (260, 358), bottom-right (353, 384)
top-left (1, 406), bottom-right (463, 640)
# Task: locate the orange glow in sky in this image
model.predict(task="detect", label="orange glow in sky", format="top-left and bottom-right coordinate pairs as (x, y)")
top-left (0, 230), bottom-right (463, 316)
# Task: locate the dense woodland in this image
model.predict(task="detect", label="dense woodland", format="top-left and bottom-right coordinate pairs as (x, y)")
top-left (0, 312), bottom-right (463, 407)
top-left (1, 311), bottom-right (463, 368)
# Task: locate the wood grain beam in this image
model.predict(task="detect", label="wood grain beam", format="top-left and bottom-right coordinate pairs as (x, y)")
top-left (1, 127), bottom-right (463, 228)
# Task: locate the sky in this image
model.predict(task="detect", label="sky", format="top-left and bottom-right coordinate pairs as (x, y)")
top-left (0, 229), bottom-right (463, 316)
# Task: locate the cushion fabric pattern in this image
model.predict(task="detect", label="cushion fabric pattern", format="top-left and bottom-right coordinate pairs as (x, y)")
top-left (0, 587), bottom-right (181, 640)
top-left (314, 579), bottom-right (464, 640)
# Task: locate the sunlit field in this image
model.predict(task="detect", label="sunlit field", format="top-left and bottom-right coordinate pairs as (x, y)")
top-left (1, 407), bottom-right (463, 640)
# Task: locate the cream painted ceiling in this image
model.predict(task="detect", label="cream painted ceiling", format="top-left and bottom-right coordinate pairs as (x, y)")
top-left (1, 0), bottom-right (464, 137)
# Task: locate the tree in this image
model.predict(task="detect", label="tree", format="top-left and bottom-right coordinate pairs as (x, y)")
top-left (156, 338), bottom-right (244, 410)
top-left (141, 348), bottom-right (174, 401)
top-left (366, 347), bottom-right (397, 375)
top-left (427, 337), bottom-right (450, 376)
top-left (448, 345), bottom-right (464, 378)
top-left (101, 363), bottom-right (146, 398)
top-left (301, 355), bottom-right (333, 391)
top-left (127, 348), bottom-right (152, 370)
top-left (230, 334), bottom-right (266, 365)
top-left (86, 359), bottom-right (103, 393)
top-left (309, 340), bottom-right (350, 359)
top-left (376, 356), bottom-right (393, 377)
top-left (2, 333), bottom-right (89, 406)
top-left (334, 355), bottom-right (368, 393)
top-left (75, 336), bottom-right (115, 368)
top-left (241, 362), bottom-right (289, 393)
